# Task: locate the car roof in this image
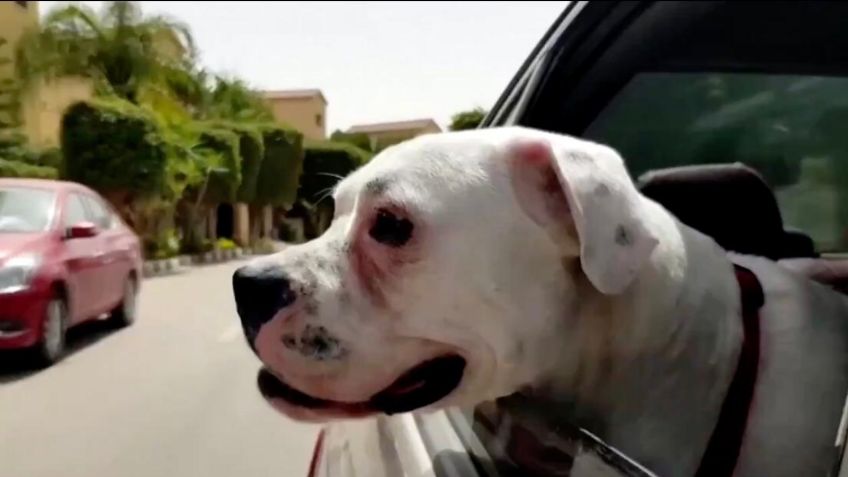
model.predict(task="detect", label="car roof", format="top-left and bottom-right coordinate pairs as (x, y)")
top-left (0, 178), bottom-right (93, 193)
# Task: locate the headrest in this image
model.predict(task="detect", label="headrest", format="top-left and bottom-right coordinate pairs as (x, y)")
top-left (638, 163), bottom-right (817, 259)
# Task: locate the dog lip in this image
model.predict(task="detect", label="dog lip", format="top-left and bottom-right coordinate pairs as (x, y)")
top-left (369, 354), bottom-right (466, 414)
top-left (256, 354), bottom-right (466, 416)
top-left (257, 368), bottom-right (343, 410)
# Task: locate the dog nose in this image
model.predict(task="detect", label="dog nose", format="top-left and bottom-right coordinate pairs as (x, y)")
top-left (233, 264), bottom-right (297, 339)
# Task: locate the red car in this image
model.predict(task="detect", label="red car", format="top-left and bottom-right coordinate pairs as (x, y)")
top-left (0, 178), bottom-right (142, 366)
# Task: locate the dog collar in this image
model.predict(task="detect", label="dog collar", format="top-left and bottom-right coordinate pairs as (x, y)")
top-left (696, 264), bottom-right (764, 477)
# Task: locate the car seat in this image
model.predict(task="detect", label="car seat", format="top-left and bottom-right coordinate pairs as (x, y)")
top-left (637, 163), bottom-right (848, 294)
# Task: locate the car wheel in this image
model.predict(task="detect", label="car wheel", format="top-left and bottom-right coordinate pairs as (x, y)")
top-left (109, 276), bottom-right (137, 328)
top-left (34, 296), bottom-right (67, 367)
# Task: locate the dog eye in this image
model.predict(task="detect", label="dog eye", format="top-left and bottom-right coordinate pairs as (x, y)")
top-left (369, 209), bottom-right (413, 247)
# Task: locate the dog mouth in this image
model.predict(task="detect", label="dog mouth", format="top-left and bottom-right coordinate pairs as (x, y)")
top-left (256, 354), bottom-right (467, 416)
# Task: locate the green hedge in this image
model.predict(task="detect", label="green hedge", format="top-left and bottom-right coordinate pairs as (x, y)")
top-left (255, 125), bottom-right (304, 207)
top-left (374, 136), bottom-right (411, 153)
top-left (298, 140), bottom-right (371, 204)
top-left (329, 130), bottom-right (372, 152)
top-left (224, 123), bottom-right (265, 203)
top-left (61, 98), bottom-right (168, 196)
top-left (192, 124), bottom-right (241, 203)
top-left (0, 158), bottom-right (58, 179)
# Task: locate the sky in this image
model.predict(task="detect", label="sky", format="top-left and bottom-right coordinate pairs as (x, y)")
top-left (39, 1), bottom-right (567, 132)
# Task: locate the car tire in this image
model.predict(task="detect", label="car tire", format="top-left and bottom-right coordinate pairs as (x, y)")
top-left (33, 296), bottom-right (68, 367)
top-left (109, 275), bottom-right (137, 328)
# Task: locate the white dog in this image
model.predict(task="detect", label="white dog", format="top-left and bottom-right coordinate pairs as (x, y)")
top-left (232, 127), bottom-right (848, 477)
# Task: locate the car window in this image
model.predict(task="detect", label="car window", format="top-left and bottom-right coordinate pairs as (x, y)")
top-left (0, 186), bottom-right (56, 233)
top-left (63, 193), bottom-right (89, 229)
top-left (584, 72), bottom-right (848, 254)
top-left (82, 194), bottom-right (114, 230)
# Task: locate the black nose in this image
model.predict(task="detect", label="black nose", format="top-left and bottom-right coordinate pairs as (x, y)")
top-left (232, 264), bottom-right (296, 341)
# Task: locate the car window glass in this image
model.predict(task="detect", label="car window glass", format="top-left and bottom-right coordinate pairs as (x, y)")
top-left (82, 195), bottom-right (113, 230)
top-left (585, 72), bottom-right (848, 253)
top-left (0, 187), bottom-right (55, 233)
top-left (63, 193), bottom-right (89, 229)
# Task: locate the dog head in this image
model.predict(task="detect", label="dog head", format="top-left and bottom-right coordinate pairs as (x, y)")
top-left (232, 127), bottom-right (659, 422)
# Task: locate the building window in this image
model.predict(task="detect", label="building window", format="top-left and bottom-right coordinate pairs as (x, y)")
top-left (315, 113), bottom-right (323, 127)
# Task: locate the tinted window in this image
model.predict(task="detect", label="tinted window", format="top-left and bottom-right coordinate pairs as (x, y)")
top-left (63, 194), bottom-right (89, 229)
top-left (0, 187), bottom-right (55, 233)
top-left (585, 72), bottom-right (848, 253)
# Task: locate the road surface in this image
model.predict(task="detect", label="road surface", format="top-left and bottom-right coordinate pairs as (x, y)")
top-left (0, 261), bottom-right (321, 477)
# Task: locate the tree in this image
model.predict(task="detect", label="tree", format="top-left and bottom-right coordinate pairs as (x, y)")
top-left (206, 77), bottom-right (274, 122)
top-left (449, 107), bottom-right (487, 131)
top-left (16, 1), bottom-right (196, 102)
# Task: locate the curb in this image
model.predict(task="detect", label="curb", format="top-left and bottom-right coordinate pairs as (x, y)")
top-left (143, 247), bottom-right (250, 278)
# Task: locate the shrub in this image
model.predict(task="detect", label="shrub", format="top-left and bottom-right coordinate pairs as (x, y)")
top-left (295, 141), bottom-right (371, 238)
top-left (298, 140), bottom-right (372, 204)
top-left (61, 98), bottom-right (169, 197)
top-left (373, 136), bottom-right (409, 153)
top-left (215, 237), bottom-right (237, 250)
top-left (255, 125), bottom-right (304, 207)
top-left (180, 237), bottom-right (212, 255)
top-left (0, 158), bottom-right (58, 179)
top-left (233, 125), bottom-right (264, 203)
top-left (330, 130), bottom-right (372, 152)
top-left (35, 147), bottom-right (62, 169)
top-left (191, 123), bottom-right (241, 203)
top-left (277, 220), bottom-right (301, 243)
top-left (198, 120), bottom-right (264, 203)
top-left (143, 228), bottom-right (181, 260)
top-left (251, 237), bottom-right (278, 255)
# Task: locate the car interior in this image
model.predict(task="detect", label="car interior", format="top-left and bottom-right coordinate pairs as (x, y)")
top-left (637, 164), bottom-right (848, 296)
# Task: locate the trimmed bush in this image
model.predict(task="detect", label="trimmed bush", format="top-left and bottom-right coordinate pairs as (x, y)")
top-left (191, 123), bottom-right (241, 203)
top-left (0, 158), bottom-right (58, 179)
top-left (298, 140), bottom-right (372, 204)
top-left (144, 228), bottom-right (181, 260)
top-left (160, 134), bottom-right (202, 202)
top-left (216, 237), bottom-right (237, 250)
top-left (61, 98), bottom-right (169, 196)
top-left (195, 120), bottom-right (265, 203)
top-left (255, 125), bottom-right (304, 207)
top-left (35, 147), bottom-right (62, 169)
top-left (223, 123), bottom-right (264, 203)
top-left (330, 130), bottom-right (372, 152)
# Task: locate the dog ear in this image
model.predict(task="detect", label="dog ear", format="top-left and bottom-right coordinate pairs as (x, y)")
top-left (508, 137), bottom-right (659, 295)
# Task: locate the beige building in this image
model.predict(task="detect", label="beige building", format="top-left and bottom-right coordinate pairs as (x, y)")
top-left (263, 89), bottom-right (327, 140)
top-left (0, 2), bottom-right (38, 54)
top-left (1, 1), bottom-right (93, 148)
top-left (347, 118), bottom-right (442, 151)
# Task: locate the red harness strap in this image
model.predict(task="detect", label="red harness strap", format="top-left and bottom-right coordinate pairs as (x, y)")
top-left (696, 264), bottom-right (765, 477)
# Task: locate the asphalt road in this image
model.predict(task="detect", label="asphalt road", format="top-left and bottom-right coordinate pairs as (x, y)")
top-left (0, 260), bottom-right (321, 477)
